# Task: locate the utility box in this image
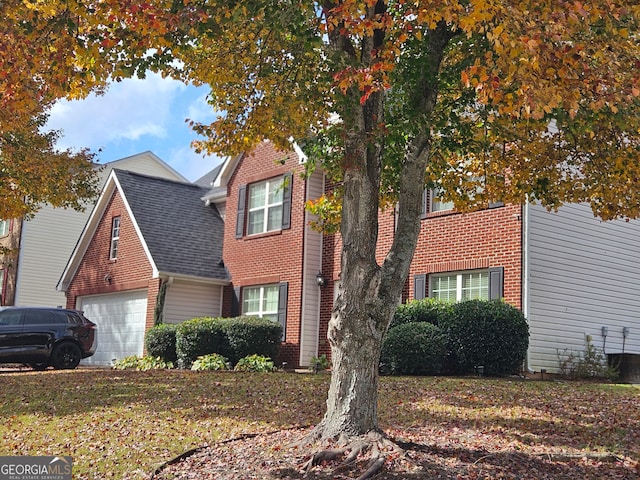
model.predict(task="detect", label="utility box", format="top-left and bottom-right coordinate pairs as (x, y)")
top-left (608, 354), bottom-right (640, 383)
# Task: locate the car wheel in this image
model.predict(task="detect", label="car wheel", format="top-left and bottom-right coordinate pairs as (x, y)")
top-left (29, 362), bottom-right (49, 371)
top-left (51, 342), bottom-right (82, 370)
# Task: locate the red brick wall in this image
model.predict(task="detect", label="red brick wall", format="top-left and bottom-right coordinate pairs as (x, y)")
top-left (221, 141), bottom-right (308, 367)
top-left (318, 203), bottom-right (523, 358)
top-left (0, 218), bottom-right (21, 306)
top-left (65, 190), bottom-right (155, 309)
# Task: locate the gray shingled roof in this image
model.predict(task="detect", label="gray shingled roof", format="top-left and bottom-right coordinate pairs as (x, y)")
top-left (193, 164), bottom-right (223, 188)
top-left (114, 169), bottom-right (228, 281)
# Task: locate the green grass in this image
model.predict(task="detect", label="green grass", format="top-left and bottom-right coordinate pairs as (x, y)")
top-left (0, 368), bottom-right (637, 479)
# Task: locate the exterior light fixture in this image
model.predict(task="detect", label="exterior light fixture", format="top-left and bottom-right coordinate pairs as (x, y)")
top-left (316, 271), bottom-right (326, 287)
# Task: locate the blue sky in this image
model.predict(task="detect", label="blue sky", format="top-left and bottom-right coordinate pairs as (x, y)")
top-left (46, 73), bottom-right (224, 182)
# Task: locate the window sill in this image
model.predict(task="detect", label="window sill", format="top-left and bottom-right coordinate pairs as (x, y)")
top-left (243, 229), bottom-right (283, 240)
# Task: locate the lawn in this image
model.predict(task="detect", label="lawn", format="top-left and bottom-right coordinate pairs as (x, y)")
top-left (0, 368), bottom-right (638, 479)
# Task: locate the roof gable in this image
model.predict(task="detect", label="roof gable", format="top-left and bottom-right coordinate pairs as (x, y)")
top-left (58, 170), bottom-right (228, 291)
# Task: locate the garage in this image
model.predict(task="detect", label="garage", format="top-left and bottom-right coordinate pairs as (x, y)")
top-left (77, 290), bottom-right (148, 366)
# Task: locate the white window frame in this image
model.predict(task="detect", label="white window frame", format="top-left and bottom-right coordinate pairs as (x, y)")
top-left (430, 270), bottom-right (489, 302)
top-left (0, 220), bottom-right (9, 237)
top-left (247, 177), bottom-right (284, 235)
top-left (242, 284), bottom-right (279, 322)
top-left (109, 216), bottom-right (121, 260)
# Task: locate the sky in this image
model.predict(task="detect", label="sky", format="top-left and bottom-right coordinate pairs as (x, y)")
top-left (46, 73), bottom-right (224, 182)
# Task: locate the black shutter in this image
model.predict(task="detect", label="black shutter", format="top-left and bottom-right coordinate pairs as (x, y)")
top-left (277, 282), bottom-right (288, 339)
top-left (421, 188), bottom-right (428, 219)
top-left (281, 172), bottom-right (293, 230)
top-left (231, 286), bottom-right (241, 316)
top-left (414, 274), bottom-right (426, 300)
top-left (488, 267), bottom-right (504, 300)
top-left (235, 185), bottom-right (247, 238)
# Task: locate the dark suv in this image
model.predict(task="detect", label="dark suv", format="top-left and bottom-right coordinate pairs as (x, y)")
top-left (0, 307), bottom-right (97, 370)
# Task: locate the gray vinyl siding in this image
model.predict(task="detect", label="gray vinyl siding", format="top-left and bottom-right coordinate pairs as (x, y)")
top-left (299, 169), bottom-right (324, 367)
top-left (15, 153), bottom-right (186, 307)
top-left (526, 203), bottom-right (640, 373)
top-left (163, 280), bottom-right (223, 324)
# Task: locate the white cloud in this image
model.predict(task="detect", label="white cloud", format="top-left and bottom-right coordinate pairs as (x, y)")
top-left (48, 73), bottom-right (186, 149)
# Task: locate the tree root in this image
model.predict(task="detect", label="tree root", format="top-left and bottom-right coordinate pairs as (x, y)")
top-left (299, 430), bottom-right (406, 479)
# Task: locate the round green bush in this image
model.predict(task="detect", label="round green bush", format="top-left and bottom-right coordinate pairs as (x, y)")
top-left (391, 298), bottom-right (453, 329)
top-left (444, 300), bottom-right (529, 375)
top-left (175, 317), bottom-right (231, 369)
top-left (380, 322), bottom-right (446, 375)
top-left (219, 316), bottom-right (282, 365)
top-left (145, 323), bottom-right (178, 363)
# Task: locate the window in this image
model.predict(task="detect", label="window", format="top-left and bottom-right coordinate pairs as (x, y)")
top-left (0, 269), bottom-right (4, 306)
top-left (243, 285), bottom-right (280, 322)
top-left (431, 271), bottom-right (488, 302)
top-left (414, 267), bottom-right (504, 302)
top-left (0, 220), bottom-right (9, 237)
top-left (109, 216), bottom-right (121, 260)
top-left (241, 283), bottom-right (288, 337)
top-left (235, 173), bottom-right (292, 238)
top-left (430, 188), bottom-right (455, 213)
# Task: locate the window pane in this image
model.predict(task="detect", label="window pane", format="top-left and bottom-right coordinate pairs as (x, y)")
top-left (268, 178), bottom-right (284, 203)
top-left (0, 220), bottom-right (9, 237)
top-left (431, 189), bottom-right (454, 212)
top-left (431, 275), bottom-right (457, 302)
top-left (243, 287), bottom-right (261, 314)
top-left (248, 210), bottom-right (265, 235)
top-left (461, 272), bottom-right (488, 300)
top-left (262, 286), bottom-right (279, 313)
top-left (266, 206), bottom-right (283, 231)
top-left (249, 183), bottom-right (266, 209)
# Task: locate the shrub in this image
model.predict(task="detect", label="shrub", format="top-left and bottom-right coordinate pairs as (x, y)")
top-left (380, 322), bottom-right (446, 375)
top-left (145, 323), bottom-right (178, 363)
top-left (557, 338), bottom-right (619, 381)
top-left (219, 316), bottom-right (282, 365)
top-left (308, 354), bottom-right (330, 373)
top-left (175, 317), bottom-right (231, 369)
top-left (234, 354), bottom-right (277, 372)
top-left (443, 300), bottom-right (529, 375)
top-left (191, 353), bottom-right (230, 371)
top-left (112, 355), bottom-right (174, 371)
top-left (391, 298), bottom-right (453, 329)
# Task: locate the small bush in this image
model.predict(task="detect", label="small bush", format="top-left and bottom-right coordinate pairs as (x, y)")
top-left (308, 354), bottom-right (330, 373)
top-left (234, 354), bottom-right (277, 372)
top-left (443, 300), bottom-right (529, 375)
top-left (380, 322), bottom-right (446, 375)
top-left (191, 353), bottom-right (230, 371)
top-left (391, 298), bottom-right (453, 329)
top-left (557, 339), bottom-right (619, 381)
top-left (219, 316), bottom-right (282, 365)
top-left (145, 324), bottom-right (178, 363)
top-left (112, 355), bottom-right (174, 371)
top-left (175, 317), bottom-right (231, 369)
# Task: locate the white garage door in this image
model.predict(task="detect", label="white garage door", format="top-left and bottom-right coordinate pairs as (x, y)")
top-left (78, 290), bottom-right (148, 366)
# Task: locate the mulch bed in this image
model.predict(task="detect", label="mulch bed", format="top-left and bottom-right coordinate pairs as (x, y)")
top-left (151, 426), bottom-right (639, 480)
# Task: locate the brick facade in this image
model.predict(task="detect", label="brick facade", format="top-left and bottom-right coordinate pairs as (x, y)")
top-left (64, 191), bottom-right (158, 324)
top-left (221, 141), bottom-right (309, 367)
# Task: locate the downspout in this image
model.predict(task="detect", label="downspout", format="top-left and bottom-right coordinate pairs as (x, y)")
top-left (522, 202), bottom-right (535, 373)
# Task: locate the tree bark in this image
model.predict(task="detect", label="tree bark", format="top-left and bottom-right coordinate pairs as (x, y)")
top-left (314, 20), bottom-right (455, 440)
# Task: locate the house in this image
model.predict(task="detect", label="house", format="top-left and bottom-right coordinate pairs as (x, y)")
top-left (0, 152), bottom-right (187, 308)
top-left (57, 169), bottom-right (228, 365)
top-left (57, 142), bottom-right (640, 379)
top-left (213, 141), bottom-right (639, 376)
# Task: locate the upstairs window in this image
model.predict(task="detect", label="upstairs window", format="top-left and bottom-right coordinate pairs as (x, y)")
top-left (430, 188), bottom-right (455, 213)
top-left (236, 173), bottom-right (292, 238)
top-left (0, 220), bottom-right (9, 237)
top-left (109, 216), bottom-right (121, 260)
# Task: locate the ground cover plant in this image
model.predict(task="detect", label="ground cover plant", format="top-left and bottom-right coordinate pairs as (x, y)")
top-left (0, 367), bottom-right (637, 479)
